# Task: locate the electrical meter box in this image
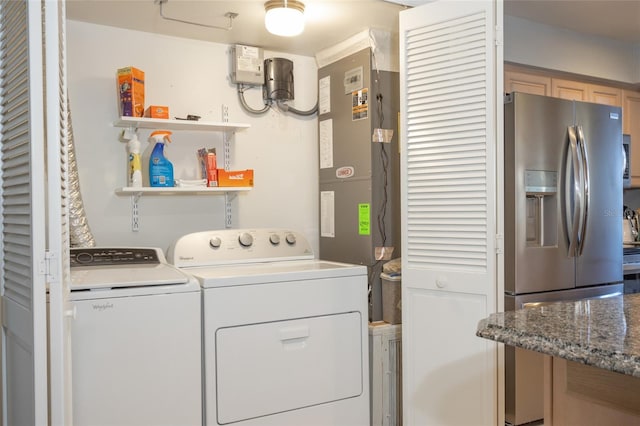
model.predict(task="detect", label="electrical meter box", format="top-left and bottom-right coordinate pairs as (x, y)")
top-left (230, 44), bottom-right (264, 85)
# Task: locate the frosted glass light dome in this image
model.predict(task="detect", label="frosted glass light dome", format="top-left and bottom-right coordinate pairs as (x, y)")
top-left (264, 0), bottom-right (305, 37)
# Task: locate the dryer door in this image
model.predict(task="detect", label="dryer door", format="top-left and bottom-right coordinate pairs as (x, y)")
top-left (215, 312), bottom-right (363, 424)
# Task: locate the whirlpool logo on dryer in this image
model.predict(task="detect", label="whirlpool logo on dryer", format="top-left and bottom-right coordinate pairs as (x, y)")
top-left (92, 302), bottom-right (114, 311)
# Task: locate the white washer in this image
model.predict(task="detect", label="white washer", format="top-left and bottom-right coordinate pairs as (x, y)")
top-left (167, 229), bottom-right (370, 426)
top-left (69, 247), bottom-right (202, 426)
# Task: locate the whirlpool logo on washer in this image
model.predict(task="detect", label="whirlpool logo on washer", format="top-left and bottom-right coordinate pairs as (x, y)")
top-left (92, 302), bottom-right (114, 311)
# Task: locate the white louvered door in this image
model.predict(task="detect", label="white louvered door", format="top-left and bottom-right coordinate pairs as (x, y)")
top-left (399, 1), bottom-right (503, 425)
top-left (45, 1), bottom-right (72, 424)
top-left (0, 1), bottom-right (48, 424)
top-left (0, 1), bottom-right (69, 424)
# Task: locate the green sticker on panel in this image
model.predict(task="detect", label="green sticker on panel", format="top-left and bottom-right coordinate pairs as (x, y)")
top-left (358, 203), bottom-right (370, 235)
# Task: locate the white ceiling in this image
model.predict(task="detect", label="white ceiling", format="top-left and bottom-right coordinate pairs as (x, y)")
top-left (66, 0), bottom-right (408, 57)
top-left (66, 0), bottom-right (640, 58)
top-left (504, 0), bottom-right (640, 45)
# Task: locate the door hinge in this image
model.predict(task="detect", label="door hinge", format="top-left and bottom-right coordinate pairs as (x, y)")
top-left (44, 250), bottom-right (59, 283)
top-left (494, 25), bottom-right (503, 47)
top-left (495, 234), bottom-right (504, 254)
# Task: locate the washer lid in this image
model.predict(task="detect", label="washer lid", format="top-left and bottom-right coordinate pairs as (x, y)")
top-left (71, 263), bottom-right (190, 290)
top-left (70, 247), bottom-right (190, 290)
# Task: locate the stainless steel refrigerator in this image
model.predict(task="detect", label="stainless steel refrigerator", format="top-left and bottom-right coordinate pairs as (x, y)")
top-left (504, 92), bottom-right (624, 425)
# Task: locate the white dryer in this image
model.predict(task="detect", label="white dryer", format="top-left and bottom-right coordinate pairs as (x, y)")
top-left (167, 229), bottom-right (370, 426)
top-left (69, 247), bottom-right (202, 426)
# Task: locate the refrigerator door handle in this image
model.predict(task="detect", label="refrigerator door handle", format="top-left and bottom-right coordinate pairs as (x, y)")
top-left (565, 126), bottom-right (582, 257)
top-left (576, 125), bottom-right (590, 255)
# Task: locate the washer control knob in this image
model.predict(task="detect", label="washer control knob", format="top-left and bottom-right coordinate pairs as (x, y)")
top-left (238, 232), bottom-right (254, 247)
top-left (269, 234), bottom-right (281, 245)
top-left (209, 237), bottom-right (222, 249)
top-left (285, 233), bottom-right (296, 245)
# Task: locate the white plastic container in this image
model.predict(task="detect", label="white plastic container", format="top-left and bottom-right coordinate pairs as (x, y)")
top-left (381, 272), bottom-right (401, 324)
top-left (127, 133), bottom-right (142, 187)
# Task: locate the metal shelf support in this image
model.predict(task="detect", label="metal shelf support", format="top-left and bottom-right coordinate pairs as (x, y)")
top-left (225, 193), bottom-right (234, 229)
top-left (222, 103), bottom-right (232, 228)
top-left (131, 193), bottom-right (142, 232)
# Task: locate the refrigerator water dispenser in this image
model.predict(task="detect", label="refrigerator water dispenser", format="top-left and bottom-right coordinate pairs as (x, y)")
top-left (525, 170), bottom-right (557, 247)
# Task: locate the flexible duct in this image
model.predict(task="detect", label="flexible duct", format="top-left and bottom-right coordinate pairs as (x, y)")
top-left (67, 99), bottom-right (96, 248)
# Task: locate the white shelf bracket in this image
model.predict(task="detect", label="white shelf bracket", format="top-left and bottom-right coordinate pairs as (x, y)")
top-left (131, 193), bottom-right (142, 231)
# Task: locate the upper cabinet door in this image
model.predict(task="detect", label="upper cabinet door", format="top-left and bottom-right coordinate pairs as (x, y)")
top-left (399, 1), bottom-right (502, 425)
top-left (505, 70), bottom-right (551, 96)
top-left (623, 90), bottom-right (640, 186)
top-left (589, 84), bottom-right (622, 107)
top-left (552, 78), bottom-right (589, 101)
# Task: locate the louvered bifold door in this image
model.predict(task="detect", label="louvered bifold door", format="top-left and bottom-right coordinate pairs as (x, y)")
top-left (0, 0), bottom-right (50, 425)
top-left (399, 1), bottom-right (503, 425)
top-left (45, 0), bottom-right (72, 424)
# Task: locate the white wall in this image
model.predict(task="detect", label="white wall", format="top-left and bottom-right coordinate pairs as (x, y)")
top-left (66, 15), bottom-right (637, 255)
top-left (505, 15), bottom-right (640, 84)
top-left (67, 20), bottom-right (319, 253)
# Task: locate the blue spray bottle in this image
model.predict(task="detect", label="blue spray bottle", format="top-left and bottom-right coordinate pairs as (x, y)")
top-left (148, 130), bottom-right (174, 187)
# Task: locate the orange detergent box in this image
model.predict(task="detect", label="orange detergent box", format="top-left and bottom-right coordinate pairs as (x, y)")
top-left (117, 66), bottom-right (145, 117)
top-left (144, 105), bottom-right (169, 119)
top-left (217, 169), bottom-right (254, 187)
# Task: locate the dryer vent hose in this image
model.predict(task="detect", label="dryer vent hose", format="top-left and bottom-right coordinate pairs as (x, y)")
top-left (67, 99), bottom-right (96, 248)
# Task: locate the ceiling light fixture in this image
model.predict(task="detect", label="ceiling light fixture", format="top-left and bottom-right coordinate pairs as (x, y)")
top-left (264, 0), bottom-right (305, 37)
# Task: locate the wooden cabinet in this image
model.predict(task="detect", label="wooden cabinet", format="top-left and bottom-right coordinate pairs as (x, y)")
top-left (551, 80), bottom-right (621, 106)
top-left (507, 69), bottom-right (622, 107)
top-left (623, 90), bottom-right (640, 186)
top-left (504, 70), bottom-right (551, 96)
top-left (545, 357), bottom-right (640, 425)
top-left (589, 84), bottom-right (622, 107)
top-left (551, 78), bottom-right (589, 101)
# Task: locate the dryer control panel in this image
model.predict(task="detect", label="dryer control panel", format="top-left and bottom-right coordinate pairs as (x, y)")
top-left (167, 229), bottom-right (315, 268)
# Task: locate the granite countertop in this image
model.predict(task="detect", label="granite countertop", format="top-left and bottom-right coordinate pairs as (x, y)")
top-left (477, 293), bottom-right (640, 377)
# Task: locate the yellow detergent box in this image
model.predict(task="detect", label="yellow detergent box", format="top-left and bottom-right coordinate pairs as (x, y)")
top-left (117, 66), bottom-right (145, 117)
top-left (217, 169), bottom-right (254, 187)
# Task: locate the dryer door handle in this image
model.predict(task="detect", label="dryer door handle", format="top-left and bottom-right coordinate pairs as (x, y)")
top-left (279, 325), bottom-right (310, 342)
